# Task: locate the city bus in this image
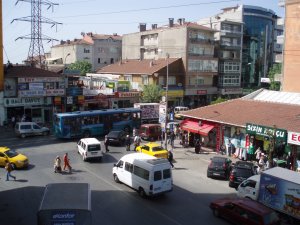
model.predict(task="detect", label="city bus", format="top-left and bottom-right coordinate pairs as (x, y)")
top-left (54, 108), bottom-right (141, 139)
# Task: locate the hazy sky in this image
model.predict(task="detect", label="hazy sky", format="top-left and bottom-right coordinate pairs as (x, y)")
top-left (3, 0), bottom-right (284, 64)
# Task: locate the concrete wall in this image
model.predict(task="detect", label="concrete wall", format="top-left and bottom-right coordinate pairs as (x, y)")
top-left (282, 0), bottom-right (300, 92)
top-left (122, 33), bottom-right (141, 59)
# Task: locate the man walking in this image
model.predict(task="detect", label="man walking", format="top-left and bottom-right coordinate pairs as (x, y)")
top-left (168, 151), bottom-right (174, 168)
top-left (125, 135), bottom-right (131, 151)
top-left (5, 161), bottom-right (16, 181)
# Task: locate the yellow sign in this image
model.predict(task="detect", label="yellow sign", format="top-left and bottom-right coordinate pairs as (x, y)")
top-left (161, 90), bottom-right (184, 97)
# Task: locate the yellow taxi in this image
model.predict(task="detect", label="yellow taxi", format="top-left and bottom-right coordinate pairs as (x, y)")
top-left (0, 146), bottom-right (29, 169)
top-left (135, 142), bottom-right (168, 159)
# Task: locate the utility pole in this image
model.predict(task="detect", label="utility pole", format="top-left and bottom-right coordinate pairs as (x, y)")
top-left (12, 0), bottom-right (61, 67)
top-left (0, 0), bottom-right (3, 91)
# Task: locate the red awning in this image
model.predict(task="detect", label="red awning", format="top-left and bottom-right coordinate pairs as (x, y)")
top-left (180, 119), bottom-right (214, 136)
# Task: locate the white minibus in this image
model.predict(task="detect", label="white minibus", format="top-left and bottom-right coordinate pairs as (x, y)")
top-left (112, 153), bottom-right (173, 197)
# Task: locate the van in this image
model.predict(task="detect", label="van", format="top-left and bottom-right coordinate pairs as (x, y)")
top-left (237, 175), bottom-right (260, 200)
top-left (15, 122), bottom-right (50, 138)
top-left (139, 124), bottom-right (161, 141)
top-left (174, 106), bottom-right (189, 119)
top-left (112, 153), bottom-right (173, 197)
top-left (37, 183), bottom-right (92, 225)
top-left (77, 138), bottom-right (103, 161)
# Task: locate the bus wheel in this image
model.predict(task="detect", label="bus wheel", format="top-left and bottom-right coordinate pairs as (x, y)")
top-left (124, 126), bottom-right (130, 134)
top-left (139, 187), bottom-right (146, 198)
top-left (83, 131), bottom-right (90, 138)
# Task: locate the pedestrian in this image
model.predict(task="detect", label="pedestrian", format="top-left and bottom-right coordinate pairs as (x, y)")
top-left (167, 151), bottom-right (174, 168)
top-left (194, 138), bottom-right (201, 154)
top-left (54, 156), bottom-right (62, 173)
top-left (286, 152), bottom-right (292, 170)
top-left (132, 127), bottom-right (136, 138)
top-left (5, 160), bottom-right (16, 181)
top-left (255, 147), bottom-right (262, 162)
top-left (104, 135), bottom-right (109, 152)
top-left (247, 143), bottom-right (255, 161)
top-left (134, 135), bottom-right (141, 151)
top-left (220, 144), bottom-right (226, 155)
top-left (170, 131), bottom-right (175, 149)
top-left (63, 153), bottom-right (72, 172)
top-left (125, 135), bottom-right (131, 151)
top-left (11, 116), bottom-right (16, 128)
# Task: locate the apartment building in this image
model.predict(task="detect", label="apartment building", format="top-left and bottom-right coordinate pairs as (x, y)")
top-left (122, 18), bottom-right (218, 108)
top-left (46, 33), bottom-right (122, 72)
top-left (198, 16), bottom-right (243, 97)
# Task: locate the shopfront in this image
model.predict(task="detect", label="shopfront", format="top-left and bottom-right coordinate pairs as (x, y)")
top-left (161, 88), bottom-right (184, 107)
top-left (111, 92), bottom-right (140, 108)
top-left (287, 131), bottom-right (300, 171)
top-left (246, 123), bottom-right (287, 156)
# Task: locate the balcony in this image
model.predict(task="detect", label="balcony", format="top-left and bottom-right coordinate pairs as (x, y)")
top-left (220, 30), bottom-right (242, 37)
top-left (188, 53), bottom-right (214, 57)
top-left (189, 38), bottom-right (214, 45)
top-left (220, 43), bottom-right (241, 50)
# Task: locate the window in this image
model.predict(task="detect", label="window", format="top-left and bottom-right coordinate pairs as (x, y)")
top-left (84, 48), bottom-right (90, 53)
top-left (168, 76), bottom-right (176, 85)
top-left (98, 58), bottom-right (101, 64)
top-left (158, 76), bottom-right (164, 85)
top-left (141, 75), bottom-right (148, 85)
top-left (196, 76), bottom-right (204, 85)
top-left (219, 62), bottom-right (240, 73)
top-left (125, 162), bottom-right (134, 173)
top-left (117, 160), bottom-right (124, 168)
top-left (163, 169), bottom-right (171, 179)
top-left (154, 171), bottom-right (162, 181)
top-left (133, 166), bottom-right (149, 180)
top-left (88, 144), bottom-right (100, 152)
top-left (219, 75), bottom-right (240, 87)
top-left (124, 75), bottom-right (132, 82)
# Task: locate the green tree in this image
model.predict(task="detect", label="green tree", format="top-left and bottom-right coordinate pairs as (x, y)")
top-left (210, 97), bottom-right (227, 105)
top-left (268, 63), bottom-right (282, 91)
top-left (141, 84), bottom-right (162, 103)
top-left (67, 61), bottom-right (92, 75)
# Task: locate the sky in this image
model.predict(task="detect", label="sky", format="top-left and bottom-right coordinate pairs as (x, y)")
top-left (3, 0), bottom-right (284, 64)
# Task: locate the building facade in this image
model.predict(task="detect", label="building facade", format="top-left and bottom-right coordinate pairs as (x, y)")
top-left (122, 19), bottom-right (218, 108)
top-left (46, 33), bottom-right (122, 72)
top-left (199, 5), bottom-right (279, 91)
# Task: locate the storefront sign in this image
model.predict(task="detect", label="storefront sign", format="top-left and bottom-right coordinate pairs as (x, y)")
top-left (19, 89), bottom-right (65, 97)
top-left (288, 131), bottom-right (300, 146)
top-left (4, 97), bottom-right (44, 107)
top-left (115, 92), bottom-right (140, 98)
top-left (197, 90), bottom-right (207, 95)
top-left (220, 88), bottom-right (243, 95)
top-left (161, 90), bottom-right (184, 97)
top-left (18, 77), bottom-right (63, 83)
top-left (246, 123), bottom-right (287, 140)
top-left (29, 83), bottom-right (44, 90)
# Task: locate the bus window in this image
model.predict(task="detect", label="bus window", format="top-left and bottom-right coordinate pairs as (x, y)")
top-left (112, 113), bottom-right (121, 122)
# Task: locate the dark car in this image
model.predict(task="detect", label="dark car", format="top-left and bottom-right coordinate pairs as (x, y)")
top-left (207, 156), bottom-right (232, 180)
top-left (210, 198), bottom-right (280, 225)
top-left (229, 161), bottom-right (258, 189)
top-left (107, 131), bottom-right (126, 146)
top-left (139, 124), bottom-right (161, 141)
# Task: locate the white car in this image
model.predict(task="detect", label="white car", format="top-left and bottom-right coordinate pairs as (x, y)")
top-left (77, 138), bottom-right (103, 161)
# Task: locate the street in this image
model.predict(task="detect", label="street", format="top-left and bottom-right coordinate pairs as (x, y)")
top-left (0, 130), bottom-right (236, 225)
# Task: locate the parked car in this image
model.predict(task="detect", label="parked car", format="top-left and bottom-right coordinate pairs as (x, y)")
top-left (229, 161), bottom-right (258, 189)
top-left (207, 156), bottom-right (232, 180)
top-left (210, 198), bottom-right (280, 225)
top-left (106, 130), bottom-right (126, 146)
top-left (135, 142), bottom-right (168, 159)
top-left (139, 124), bottom-right (161, 141)
top-left (15, 122), bottom-right (50, 138)
top-left (0, 146), bottom-right (29, 169)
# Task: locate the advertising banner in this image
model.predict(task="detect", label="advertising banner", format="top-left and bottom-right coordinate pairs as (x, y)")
top-left (246, 123), bottom-right (287, 141)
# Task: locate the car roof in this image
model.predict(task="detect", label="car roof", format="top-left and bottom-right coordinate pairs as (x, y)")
top-left (144, 142), bottom-right (161, 147)
top-left (80, 138), bottom-right (100, 145)
top-left (211, 156), bottom-right (228, 162)
top-left (246, 175), bottom-right (260, 182)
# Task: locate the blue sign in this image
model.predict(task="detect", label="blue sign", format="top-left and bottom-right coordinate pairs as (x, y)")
top-left (170, 112), bottom-right (174, 121)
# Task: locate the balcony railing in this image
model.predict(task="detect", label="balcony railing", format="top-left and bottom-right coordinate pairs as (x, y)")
top-left (189, 38), bottom-right (214, 44)
top-left (188, 53), bottom-right (214, 57)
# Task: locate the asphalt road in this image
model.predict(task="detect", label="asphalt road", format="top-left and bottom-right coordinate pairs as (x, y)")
top-left (0, 129), bottom-right (236, 225)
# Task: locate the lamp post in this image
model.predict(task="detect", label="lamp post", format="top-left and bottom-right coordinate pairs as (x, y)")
top-left (164, 53), bottom-right (169, 150)
top-left (64, 53), bottom-right (70, 112)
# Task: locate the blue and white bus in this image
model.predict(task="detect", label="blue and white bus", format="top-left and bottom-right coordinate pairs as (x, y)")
top-left (54, 108), bottom-right (141, 138)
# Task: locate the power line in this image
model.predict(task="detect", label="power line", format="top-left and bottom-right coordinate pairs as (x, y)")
top-left (54, 0), bottom-right (239, 19)
top-left (3, 46), bottom-right (10, 62)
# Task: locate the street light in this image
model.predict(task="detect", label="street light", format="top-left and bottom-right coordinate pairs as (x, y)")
top-left (64, 53), bottom-right (70, 112)
top-left (164, 53), bottom-right (169, 150)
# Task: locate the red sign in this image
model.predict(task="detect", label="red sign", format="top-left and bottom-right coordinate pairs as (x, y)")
top-left (197, 90), bottom-right (207, 95)
top-left (115, 92), bottom-right (140, 98)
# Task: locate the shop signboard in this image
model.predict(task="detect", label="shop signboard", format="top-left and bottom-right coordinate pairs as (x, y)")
top-left (18, 77), bottom-right (63, 83)
top-left (29, 83), bottom-right (44, 90)
top-left (246, 123), bottom-right (287, 141)
top-left (4, 97), bottom-right (44, 107)
top-left (19, 89), bottom-right (65, 97)
top-left (288, 131), bottom-right (300, 146)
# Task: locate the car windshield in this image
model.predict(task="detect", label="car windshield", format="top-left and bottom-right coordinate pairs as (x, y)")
top-left (5, 150), bottom-right (18, 158)
top-left (235, 168), bottom-right (253, 177)
top-left (212, 161), bottom-right (225, 167)
top-left (152, 146), bottom-right (164, 152)
top-left (108, 131), bottom-right (121, 138)
top-left (263, 212), bottom-right (279, 224)
top-left (88, 144), bottom-right (101, 151)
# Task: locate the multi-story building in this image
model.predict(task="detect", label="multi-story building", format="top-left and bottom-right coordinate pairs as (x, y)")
top-left (122, 19), bottom-right (218, 108)
top-left (281, 0), bottom-right (300, 92)
top-left (199, 5), bottom-right (279, 91)
top-left (198, 16), bottom-right (243, 97)
top-left (46, 32), bottom-right (122, 72)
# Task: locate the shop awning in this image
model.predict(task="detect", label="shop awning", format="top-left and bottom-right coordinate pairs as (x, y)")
top-left (181, 119), bottom-right (214, 136)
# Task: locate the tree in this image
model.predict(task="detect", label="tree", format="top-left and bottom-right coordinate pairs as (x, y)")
top-left (210, 97), bottom-right (227, 105)
top-left (67, 61), bottom-right (92, 75)
top-left (141, 84), bottom-right (162, 103)
top-left (268, 63), bottom-right (282, 91)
